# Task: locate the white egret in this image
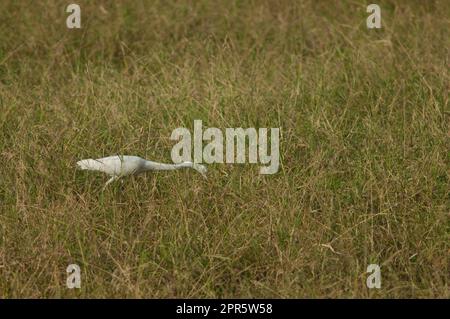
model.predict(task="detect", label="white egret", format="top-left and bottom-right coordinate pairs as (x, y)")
top-left (76, 155), bottom-right (207, 188)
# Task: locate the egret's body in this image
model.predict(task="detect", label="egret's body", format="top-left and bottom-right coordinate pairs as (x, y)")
top-left (77, 155), bottom-right (206, 188)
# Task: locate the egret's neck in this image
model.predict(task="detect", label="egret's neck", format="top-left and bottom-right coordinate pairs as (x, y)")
top-left (143, 160), bottom-right (191, 171)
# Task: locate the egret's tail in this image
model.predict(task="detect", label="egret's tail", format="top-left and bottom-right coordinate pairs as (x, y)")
top-left (76, 159), bottom-right (103, 171)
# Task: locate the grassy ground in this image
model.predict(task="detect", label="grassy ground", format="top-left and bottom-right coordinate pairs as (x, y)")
top-left (0, 0), bottom-right (448, 298)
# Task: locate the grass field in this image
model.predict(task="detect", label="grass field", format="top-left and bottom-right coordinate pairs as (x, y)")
top-left (0, 0), bottom-right (448, 298)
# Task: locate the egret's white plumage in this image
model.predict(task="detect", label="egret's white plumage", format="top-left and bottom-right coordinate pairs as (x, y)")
top-left (77, 155), bottom-right (207, 188)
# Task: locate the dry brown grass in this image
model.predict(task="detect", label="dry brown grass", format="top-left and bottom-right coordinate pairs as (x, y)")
top-left (0, 0), bottom-right (448, 298)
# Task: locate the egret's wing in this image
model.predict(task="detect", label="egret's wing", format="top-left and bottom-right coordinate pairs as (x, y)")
top-left (77, 156), bottom-right (123, 175)
top-left (76, 158), bottom-right (105, 171)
